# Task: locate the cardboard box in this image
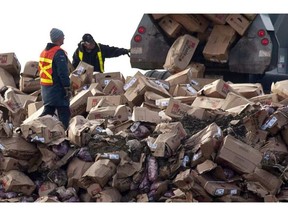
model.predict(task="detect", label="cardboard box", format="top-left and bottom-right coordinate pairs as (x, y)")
top-left (163, 34), bottom-right (199, 73)
top-left (38, 181), bottom-right (58, 197)
top-left (154, 121), bottom-right (187, 140)
top-left (0, 52), bottom-right (21, 77)
top-left (229, 83), bottom-right (264, 99)
top-left (132, 106), bottom-right (161, 124)
top-left (27, 101), bottom-right (43, 117)
top-left (185, 122), bottom-right (222, 148)
top-left (94, 72), bottom-right (125, 89)
top-left (196, 160), bottom-right (217, 174)
top-left (86, 95), bottom-right (124, 112)
top-left (165, 63), bottom-right (204, 94)
top-left (243, 167), bottom-right (282, 195)
top-left (2, 88), bottom-right (23, 113)
top-left (201, 79), bottom-right (238, 99)
top-left (249, 93), bottom-right (279, 105)
top-left (190, 78), bottom-right (217, 91)
top-left (243, 109), bottom-right (269, 133)
top-left (220, 92), bottom-right (254, 112)
top-left (185, 122), bottom-right (222, 163)
top-left (82, 159), bottom-right (117, 187)
top-left (192, 170), bottom-right (241, 197)
top-left (187, 107), bottom-right (211, 120)
top-left (173, 84), bottom-right (198, 97)
top-left (203, 14), bottom-right (228, 25)
top-left (67, 157), bottom-right (93, 189)
top-left (203, 25), bottom-right (236, 63)
top-left (19, 76), bottom-right (40, 94)
top-left (67, 115), bottom-right (105, 147)
top-left (95, 187), bottom-right (122, 202)
top-left (20, 115), bottom-right (66, 144)
top-left (144, 91), bottom-right (166, 104)
top-left (124, 75), bottom-right (170, 106)
top-left (196, 30), bottom-right (212, 43)
top-left (191, 96), bottom-right (224, 110)
top-left (259, 136), bottom-right (287, 154)
top-left (165, 98), bottom-right (192, 118)
top-left (226, 14), bottom-right (251, 36)
top-left (216, 135), bottom-right (262, 174)
top-left (87, 105), bottom-right (129, 123)
top-left (87, 183), bottom-right (102, 197)
top-left (1, 170), bottom-right (36, 195)
top-left (243, 14), bottom-right (257, 21)
top-left (170, 14), bottom-right (209, 33)
top-left (70, 61), bottom-right (94, 90)
top-left (111, 120), bottom-right (133, 134)
top-left (165, 68), bottom-right (195, 94)
top-left (70, 89), bottom-right (93, 117)
top-left (173, 169), bottom-right (193, 190)
top-left (149, 79), bottom-right (170, 91)
top-left (159, 16), bottom-right (183, 38)
top-left (102, 79), bottom-right (124, 95)
top-left (0, 135), bottom-right (39, 160)
top-left (0, 68), bottom-right (16, 88)
top-left (70, 73), bottom-right (84, 90)
top-left (17, 94), bottom-right (38, 109)
top-left (0, 154), bottom-right (28, 171)
top-left (271, 80), bottom-right (288, 101)
top-left (21, 61), bottom-right (39, 78)
top-left (185, 62), bottom-right (206, 78)
top-left (151, 132), bottom-right (181, 157)
top-left (151, 14), bottom-right (167, 20)
top-left (156, 96), bottom-right (196, 109)
top-left (261, 110), bottom-right (288, 135)
top-left (88, 82), bottom-right (104, 95)
top-left (245, 129), bottom-right (269, 147)
top-left (23, 106), bottom-right (44, 124)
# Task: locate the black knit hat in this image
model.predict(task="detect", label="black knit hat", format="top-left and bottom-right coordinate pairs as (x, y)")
top-left (82, 34), bottom-right (94, 43)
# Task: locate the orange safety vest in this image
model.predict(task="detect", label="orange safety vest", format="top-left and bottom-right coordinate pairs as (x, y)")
top-left (39, 46), bottom-right (62, 85)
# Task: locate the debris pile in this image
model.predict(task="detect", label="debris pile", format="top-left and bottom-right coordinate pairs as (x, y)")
top-left (1, 53), bottom-right (288, 202)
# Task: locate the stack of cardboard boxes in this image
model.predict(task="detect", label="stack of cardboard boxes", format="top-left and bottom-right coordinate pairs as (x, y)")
top-left (0, 52), bottom-right (21, 89)
top-left (157, 14), bottom-right (254, 73)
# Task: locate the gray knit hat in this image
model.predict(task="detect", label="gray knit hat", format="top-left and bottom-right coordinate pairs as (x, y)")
top-left (50, 28), bottom-right (64, 43)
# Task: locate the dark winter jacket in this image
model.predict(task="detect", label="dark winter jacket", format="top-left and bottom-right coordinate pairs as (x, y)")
top-left (41, 43), bottom-right (70, 107)
top-left (72, 42), bottom-right (128, 72)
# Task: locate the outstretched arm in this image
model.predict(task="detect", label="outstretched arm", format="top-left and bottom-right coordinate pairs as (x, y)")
top-left (100, 44), bottom-right (130, 58)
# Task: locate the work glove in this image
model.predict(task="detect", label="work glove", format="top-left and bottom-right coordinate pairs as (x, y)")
top-left (64, 87), bottom-right (73, 99)
top-left (124, 49), bottom-right (130, 57)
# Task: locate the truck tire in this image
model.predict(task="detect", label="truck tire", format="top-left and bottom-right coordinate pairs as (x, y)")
top-left (144, 70), bottom-right (171, 80)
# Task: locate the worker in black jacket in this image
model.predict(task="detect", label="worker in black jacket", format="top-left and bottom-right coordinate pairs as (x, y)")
top-left (72, 33), bottom-right (130, 72)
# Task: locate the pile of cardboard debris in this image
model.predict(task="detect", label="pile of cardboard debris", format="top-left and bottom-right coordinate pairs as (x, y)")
top-left (1, 52), bottom-right (288, 202)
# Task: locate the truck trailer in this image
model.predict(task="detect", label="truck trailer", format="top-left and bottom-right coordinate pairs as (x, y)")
top-left (130, 14), bottom-right (288, 92)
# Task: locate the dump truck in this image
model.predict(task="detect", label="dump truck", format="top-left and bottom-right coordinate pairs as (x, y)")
top-left (130, 14), bottom-right (288, 92)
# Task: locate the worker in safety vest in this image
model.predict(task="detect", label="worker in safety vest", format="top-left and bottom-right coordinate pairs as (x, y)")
top-left (38, 28), bottom-right (72, 130)
top-left (72, 33), bottom-right (130, 72)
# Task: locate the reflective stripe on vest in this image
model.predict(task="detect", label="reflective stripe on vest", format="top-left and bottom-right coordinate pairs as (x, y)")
top-left (39, 46), bottom-right (62, 85)
top-left (78, 43), bottom-right (104, 73)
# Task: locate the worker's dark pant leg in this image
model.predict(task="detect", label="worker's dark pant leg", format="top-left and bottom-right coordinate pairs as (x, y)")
top-left (40, 105), bottom-right (71, 130)
top-left (40, 105), bottom-right (56, 117)
top-left (56, 106), bottom-right (71, 130)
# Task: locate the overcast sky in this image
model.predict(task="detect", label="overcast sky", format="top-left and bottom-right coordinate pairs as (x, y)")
top-left (1, 0), bottom-right (286, 78)
top-left (1, 0), bottom-right (144, 77)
